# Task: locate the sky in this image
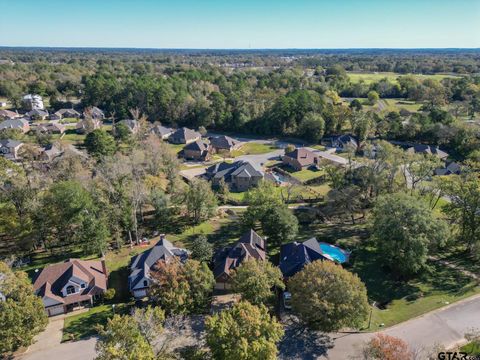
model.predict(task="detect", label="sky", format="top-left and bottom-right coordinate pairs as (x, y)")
top-left (0, 0), bottom-right (479, 49)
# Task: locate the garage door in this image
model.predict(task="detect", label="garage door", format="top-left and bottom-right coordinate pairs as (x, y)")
top-left (47, 305), bottom-right (65, 316)
top-left (134, 289), bottom-right (147, 298)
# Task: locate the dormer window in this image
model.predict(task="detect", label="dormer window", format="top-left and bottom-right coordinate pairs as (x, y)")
top-left (66, 285), bottom-right (76, 295)
top-left (81, 284), bottom-right (86, 289)
top-left (143, 280), bottom-right (148, 287)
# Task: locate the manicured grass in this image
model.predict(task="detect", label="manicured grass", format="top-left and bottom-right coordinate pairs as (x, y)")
top-left (166, 143), bottom-right (185, 154)
top-left (290, 168), bottom-right (325, 182)
top-left (227, 191), bottom-right (245, 202)
top-left (230, 142), bottom-right (278, 157)
top-left (381, 98), bottom-right (423, 112)
top-left (62, 304), bottom-right (129, 342)
top-left (347, 72), bottom-right (459, 85)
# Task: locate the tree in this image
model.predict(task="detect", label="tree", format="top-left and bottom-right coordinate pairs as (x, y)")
top-left (215, 177), bottom-right (230, 205)
top-left (242, 181), bottom-right (283, 229)
top-left (185, 179), bottom-right (217, 224)
top-left (297, 112), bottom-right (325, 143)
top-left (0, 261), bottom-right (48, 355)
top-left (367, 90), bottom-right (380, 105)
top-left (114, 123), bottom-right (133, 144)
top-left (441, 174), bottom-right (480, 257)
top-left (232, 259), bottom-right (285, 306)
top-left (288, 261), bottom-right (369, 332)
top-left (84, 129), bottom-right (116, 158)
top-left (371, 193), bottom-right (450, 277)
top-left (205, 301), bottom-right (284, 360)
top-left (350, 99), bottom-right (363, 111)
top-left (131, 306), bottom-right (165, 346)
top-left (95, 314), bottom-right (155, 360)
top-left (362, 334), bottom-right (414, 360)
top-left (150, 260), bottom-right (214, 314)
top-left (191, 235), bottom-right (214, 263)
top-left (261, 206), bottom-right (298, 250)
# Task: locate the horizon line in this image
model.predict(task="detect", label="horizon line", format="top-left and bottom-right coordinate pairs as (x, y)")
top-left (1, 46), bottom-right (479, 51)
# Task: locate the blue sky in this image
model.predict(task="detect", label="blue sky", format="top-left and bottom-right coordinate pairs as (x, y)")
top-left (0, 0), bottom-right (479, 48)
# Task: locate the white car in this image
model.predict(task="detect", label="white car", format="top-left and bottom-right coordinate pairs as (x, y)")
top-left (283, 291), bottom-right (292, 310)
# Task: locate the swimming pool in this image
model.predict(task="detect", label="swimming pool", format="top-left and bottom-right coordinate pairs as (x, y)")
top-left (320, 243), bottom-right (349, 263)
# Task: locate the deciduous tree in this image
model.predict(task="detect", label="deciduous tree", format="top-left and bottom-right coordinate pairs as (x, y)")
top-left (288, 261), bottom-right (369, 332)
top-left (205, 301), bottom-right (284, 360)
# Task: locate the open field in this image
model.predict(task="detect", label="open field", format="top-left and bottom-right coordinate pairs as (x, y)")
top-left (347, 72), bottom-right (461, 84)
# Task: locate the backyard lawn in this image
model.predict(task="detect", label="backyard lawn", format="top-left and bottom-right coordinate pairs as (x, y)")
top-left (230, 142), bottom-right (278, 157)
top-left (290, 168), bottom-right (325, 182)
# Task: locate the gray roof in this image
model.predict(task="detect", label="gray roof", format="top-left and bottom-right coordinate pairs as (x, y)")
top-left (151, 124), bottom-right (173, 137)
top-left (0, 139), bottom-right (23, 148)
top-left (55, 109), bottom-right (81, 117)
top-left (210, 135), bottom-right (240, 149)
top-left (27, 109), bottom-right (48, 117)
top-left (118, 119), bottom-right (138, 131)
top-left (206, 160), bottom-right (263, 181)
top-left (129, 237), bottom-right (188, 291)
top-left (0, 118), bottom-right (29, 130)
top-left (407, 144), bottom-right (449, 159)
top-left (170, 127), bottom-right (201, 142)
top-left (279, 238), bottom-right (349, 277)
top-left (184, 139), bottom-right (209, 152)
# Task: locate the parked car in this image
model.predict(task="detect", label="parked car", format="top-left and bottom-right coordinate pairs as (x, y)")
top-left (283, 291), bottom-right (292, 310)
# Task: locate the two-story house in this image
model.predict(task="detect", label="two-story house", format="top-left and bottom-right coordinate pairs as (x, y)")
top-left (32, 259), bottom-right (108, 316)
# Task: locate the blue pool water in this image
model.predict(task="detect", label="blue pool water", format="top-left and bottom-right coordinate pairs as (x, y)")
top-left (320, 243), bottom-right (349, 263)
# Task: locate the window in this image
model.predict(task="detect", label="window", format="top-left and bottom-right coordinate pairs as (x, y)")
top-left (66, 285), bottom-right (76, 295)
top-left (81, 284), bottom-right (86, 289)
top-left (143, 280), bottom-right (148, 287)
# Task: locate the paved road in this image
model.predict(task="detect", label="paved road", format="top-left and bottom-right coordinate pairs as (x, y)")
top-left (19, 294), bottom-right (480, 360)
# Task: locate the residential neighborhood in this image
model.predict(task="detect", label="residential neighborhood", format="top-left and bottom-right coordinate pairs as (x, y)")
top-left (1, 6), bottom-right (480, 360)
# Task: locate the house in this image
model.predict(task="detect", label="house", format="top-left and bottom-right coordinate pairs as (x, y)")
top-left (434, 162), bottom-right (462, 176)
top-left (279, 238), bottom-right (350, 278)
top-left (129, 235), bottom-right (189, 299)
top-left (36, 122), bottom-right (66, 134)
top-left (150, 124), bottom-right (174, 140)
top-left (0, 139), bottom-right (23, 160)
top-left (27, 109), bottom-right (49, 121)
top-left (76, 118), bottom-right (102, 134)
top-left (39, 144), bottom-right (64, 162)
top-left (213, 229), bottom-right (266, 290)
top-left (53, 108), bottom-right (81, 119)
top-left (0, 109), bottom-right (21, 120)
top-left (210, 135), bottom-right (242, 153)
top-left (169, 127), bottom-right (202, 144)
top-left (84, 106), bottom-right (105, 120)
top-left (182, 140), bottom-right (212, 161)
top-left (0, 118), bottom-right (30, 133)
top-left (22, 94), bottom-right (44, 110)
top-left (323, 135), bottom-right (358, 151)
top-left (282, 147), bottom-right (319, 171)
top-left (32, 259), bottom-right (108, 316)
top-left (406, 144), bottom-right (449, 160)
top-left (206, 160), bottom-right (264, 191)
top-left (116, 119), bottom-right (139, 134)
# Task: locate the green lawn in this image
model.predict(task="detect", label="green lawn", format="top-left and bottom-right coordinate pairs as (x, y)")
top-left (290, 168), bottom-right (325, 182)
top-left (166, 143), bottom-right (185, 154)
top-left (347, 72), bottom-right (460, 85)
top-left (230, 142), bottom-right (278, 157)
top-left (62, 304), bottom-right (129, 342)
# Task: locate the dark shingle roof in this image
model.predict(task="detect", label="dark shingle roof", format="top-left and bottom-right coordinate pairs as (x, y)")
top-left (184, 139), bottom-right (209, 152)
top-left (129, 237), bottom-right (188, 291)
top-left (170, 127), bottom-right (201, 142)
top-left (206, 160), bottom-right (263, 181)
top-left (284, 148), bottom-right (317, 167)
top-left (213, 229), bottom-right (266, 280)
top-left (210, 135), bottom-right (240, 149)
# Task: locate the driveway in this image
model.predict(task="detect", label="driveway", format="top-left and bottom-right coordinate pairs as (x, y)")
top-left (17, 310), bottom-right (95, 360)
